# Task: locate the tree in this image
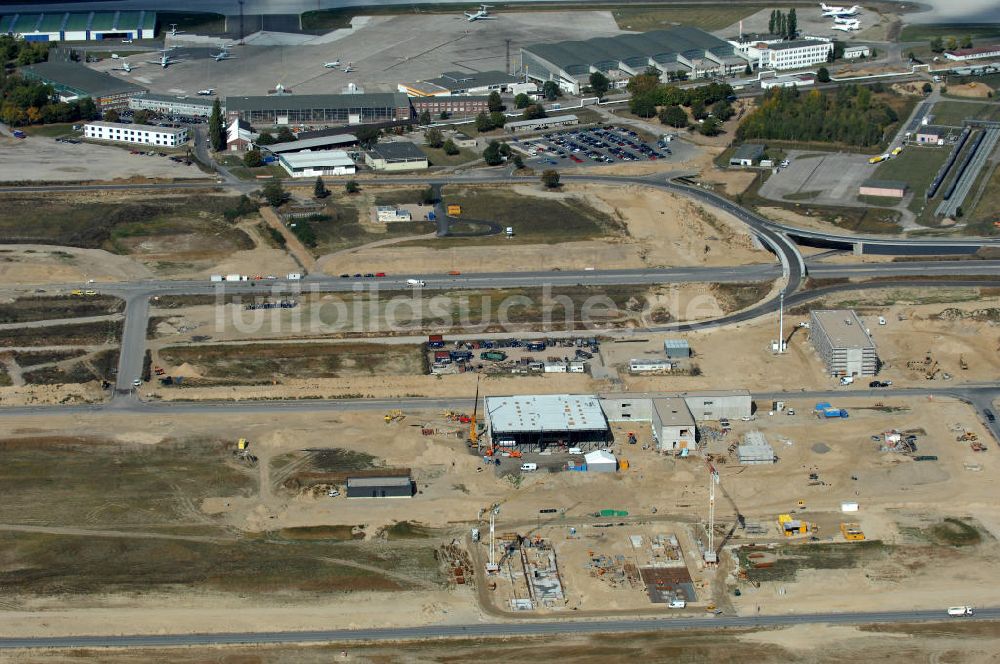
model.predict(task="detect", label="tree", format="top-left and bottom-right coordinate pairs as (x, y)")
top-left (355, 126), bottom-right (380, 149)
top-left (698, 117), bottom-right (722, 136)
top-left (276, 126), bottom-right (296, 142)
top-left (256, 131), bottom-right (276, 146)
top-left (541, 169), bottom-right (560, 189)
top-left (475, 111), bottom-right (494, 132)
top-left (629, 93), bottom-right (657, 118)
top-left (711, 100), bottom-right (734, 121)
top-left (626, 72), bottom-right (660, 96)
top-left (443, 138), bottom-right (460, 155)
top-left (208, 98), bottom-right (225, 151)
top-left (870, 48), bottom-right (877, 58)
top-left (689, 98), bottom-right (707, 121)
top-left (945, 36), bottom-right (958, 51)
top-left (103, 108), bottom-right (120, 123)
top-left (542, 81), bottom-right (561, 101)
top-left (132, 109), bottom-right (153, 125)
top-left (512, 154), bottom-right (524, 169)
top-left (424, 126), bottom-right (444, 148)
top-left (589, 71), bottom-right (610, 99)
top-left (930, 37), bottom-right (944, 52)
top-left (77, 97), bottom-right (97, 121)
top-left (514, 93), bottom-right (531, 109)
top-left (314, 176), bottom-right (329, 199)
top-left (421, 186), bottom-right (436, 204)
top-left (744, 63), bottom-right (752, 76)
top-left (817, 67), bottom-right (831, 83)
top-left (522, 104), bottom-right (546, 120)
top-left (489, 111), bottom-right (506, 128)
top-left (659, 105), bottom-right (688, 128)
top-left (960, 35), bottom-right (973, 48)
top-left (498, 142), bottom-right (511, 158)
top-left (439, 111), bottom-right (450, 120)
top-left (487, 91), bottom-right (503, 113)
top-left (922, 81), bottom-right (933, 94)
top-left (787, 8), bottom-right (797, 39)
top-left (768, 9), bottom-right (777, 34)
top-left (243, 148), bottom-right (263, 168)
top-left (419, 109), bottom-right (431, 125)
top-left (778, 13), bottom-right (786, 39)
top-left (261, 180), bottom-right (287, 207)
top-left (345, 180), bottom-right (360, 194)
top-left (483, 140), bottom-right (503, 166)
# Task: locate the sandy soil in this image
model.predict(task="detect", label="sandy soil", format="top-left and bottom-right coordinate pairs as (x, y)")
top-left (0, 245), bottom-right (155, 285)
top-left (320, 183), bottom-right (769, 275)
top-left (947, 82), bottom-right (995, 99)
top-left (0, 135), bottom-right (208, 183)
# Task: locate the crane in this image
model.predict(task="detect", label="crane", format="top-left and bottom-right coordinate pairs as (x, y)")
top-left (469, 376), bottom-right (480, 446)
top-left (705, 462), bottom-right (720, 565)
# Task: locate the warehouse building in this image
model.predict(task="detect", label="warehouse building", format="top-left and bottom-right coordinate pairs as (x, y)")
top-left (364, 141), bottom-right (429, 171)
top-left (599, 390), bottom-right (751, 423)
top-left (84, 120), bottom-right (188, 146)
top-left (0, 10), bottom-right (155, 42)
top-left (485, 394), bottom-right (610, 452)
top-left (652, 397), bottom-right (696, 452)
top-left (346, 475), bottom-right (413, 499)
top-left (225, 92), bottom-right (412, 127)
top-left (944, 44), bottom-right (1000, 61)
top-left (755, 39), bottom-right (834, 71)
top-left (21, 61), bottom-right (147, 111)
top-left (522, 27), bottom-right (749, 95)
top-left (859, 179), bottom-right (907, 198)
top-left (264, 134), bottom-right (358, 155)
top-left (278, 150), bottom-right (356, 177)
top-left (809, 309), bottom-right (879, 377)
top-left (729, 143), bottom-right (765, 167)
top-left (411, 95), bottom-right (490, 119)
top-left (506, 114), bottom-right (579, 133)
top-left (129, 94), bottom-right (215, 118)
top-left (399, 70), bottom-right (524, 97)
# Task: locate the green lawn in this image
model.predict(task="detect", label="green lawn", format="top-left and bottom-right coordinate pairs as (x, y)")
top-left (612, 4), bottom-right (769, 31)
top-left (899, 23), bottom-right (1000, 43)
top-left (21, 123), bottom-right (78, 138)
top-left (156, 12), bottom-right (227, 35)
top-left (931, 101), bottom-right (1000, 127)
top-left (966, 163), bottom-right (1000, 235)
top-left (421, 145), bottom-right (480, 167)
top-left (873, 146), bottom-right (950, 213)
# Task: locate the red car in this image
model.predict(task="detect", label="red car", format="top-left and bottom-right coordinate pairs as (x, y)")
top-left (375, 272), bottom-right (386, 277)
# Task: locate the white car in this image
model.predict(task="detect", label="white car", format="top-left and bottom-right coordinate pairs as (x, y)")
top-left (132, 378), bottom-right (142, 387)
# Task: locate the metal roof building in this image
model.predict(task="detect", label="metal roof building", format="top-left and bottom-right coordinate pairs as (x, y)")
top-left (21, 61), bottom-right (147, 110)
top-left (809, 309), bottom-right (879, 377)
top-left (129, 93), bottom-right (216, 118)
top-left (486, 394), bottom-right (610, 452)
top-left (346, 475), bottom-right (413, 499)
top-left (522, 27), bottom-right (748, 94)
top-left (0, 10), bottom-right (155, 42)
top-left (663, 338), bottom-right (690, 359)
top-left (265, 134), bottom-right (358, 154)
top-left (224, 92), bottom-right (412, 127)
top-left (278, 150), bottom-right (356, 177)
top-left (364, 141), bottom-right (429, 171)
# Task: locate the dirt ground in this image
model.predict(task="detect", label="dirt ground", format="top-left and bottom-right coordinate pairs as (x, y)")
top-left (320, 183), bottom-right (769, 275)
top-left (0, 245), bottom-right (154, 284)
top-left (0, 135), bottom-right (208, 183)
top-left (946, 82), bottom-right (995, 99)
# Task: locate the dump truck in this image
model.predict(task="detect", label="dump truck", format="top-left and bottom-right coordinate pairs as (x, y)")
top-left (948, 606), bottom-right (974, 616)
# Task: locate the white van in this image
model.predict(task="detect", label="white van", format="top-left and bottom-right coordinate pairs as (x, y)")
top-left (407, 279), bottom-right (426, 286)
top-left (287, 273), bottom-right (302, 281)
top-left (668, 599), bottom-right (686, 609)
top-left (568, 447), bottom-right (583, 455)
top-left (520, 463), bottom-right (538, 472)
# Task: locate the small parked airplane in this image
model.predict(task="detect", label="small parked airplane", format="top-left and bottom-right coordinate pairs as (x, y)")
top-left (113, 61), bottom-right (134, 73)
top-left (211, 46), bottom-right (236, 61)
top-left (168, 23), bottom-right (184, 37)
top-left (324, 60), bottom-right (341, 68)
top-left (148, 48), bottom-right (181, 68)
top-left (464, 4), bottom-right (497, 21)
top-left (821, 3), bottom-right (860, 17)
top-left (831, 20), bottom-right (861, 31)
top-left (833, 15), bottom-right (860, 23)
top-left (197, 89), bottom-right (215, 96)
top-left (342, 62), bottom-right (354, 72)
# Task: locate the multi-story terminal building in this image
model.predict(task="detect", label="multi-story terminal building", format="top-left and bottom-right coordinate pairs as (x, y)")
top-left (84, 120), bottom-right (188, 146)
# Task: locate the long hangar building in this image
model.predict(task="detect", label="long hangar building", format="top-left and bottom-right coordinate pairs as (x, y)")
top-left (0, 11), bottom-right (156, 41)
top-left (522, 26), bottom-right (750, 95)
top-left (225, 93), bottom-right (412, 126)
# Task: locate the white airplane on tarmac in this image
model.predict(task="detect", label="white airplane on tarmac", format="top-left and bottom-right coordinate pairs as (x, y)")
top-left (197, 88), bottom-right (215, 96)
top-left (324, 60), bottom-right (341, 68)
top-left (211, 46), bottom-right (236, 61)
top-left (831, 20), bottom-right (861, 31)
top-left (833, 15), bottom-right (861, 23)
top-left (821, 3), bottom-right (861, 17)
top-left (148, 48), bottom-right (182, 68)
top-left (464, 4), bottom-right (496, 21)
top-left (342, 62), bottom-right (354, 72)
top-left (113, 61), bottom-right (134, 73)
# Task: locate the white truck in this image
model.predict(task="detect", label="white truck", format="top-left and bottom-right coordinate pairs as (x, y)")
top-left (407, 279), bottom-right (426, 287)
top-left (210, 275), bottom-right (223, 283)
top-left (948, 606), bottom-right (974, 617)
top-left (286, 273), bottom-right (302, 281)
top-left (225, 274), bottom-right (243, 282)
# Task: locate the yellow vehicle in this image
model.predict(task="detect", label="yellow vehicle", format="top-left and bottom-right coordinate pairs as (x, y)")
top-left (70, 289), bottom-right (84, 296)
top-left (868, 154), bottom-right (887, 164)
top-left (447, 204), bottom-right (462, 216)
top-left (891, 146), bottom-right (903, 156)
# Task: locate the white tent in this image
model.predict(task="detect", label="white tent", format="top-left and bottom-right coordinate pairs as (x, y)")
top-left (585, 450), bottom-right (617, 473)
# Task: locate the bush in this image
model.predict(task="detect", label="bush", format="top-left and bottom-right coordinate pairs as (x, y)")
top-left (659, 105), bottom-right (688, 128)
top-left (345, 180), bottom-right (360, 194)
top-left (424, 127), bottom-right (444, 148)
top-left (443, 139), bottom-right (460, 155)
top-left (541, 169), bottom-right (560, 188)
top-left (629, 93), bottom-right (657, 118)
top-left (243, 149), bottom-right (263, 168)
top-left (817, 67), bottom-right (831, 83)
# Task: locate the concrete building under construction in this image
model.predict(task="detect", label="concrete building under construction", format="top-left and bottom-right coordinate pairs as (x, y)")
top-left (809, 310), bottom-right (879, 377)
top-left (485, 394), bottom-right (610, 452)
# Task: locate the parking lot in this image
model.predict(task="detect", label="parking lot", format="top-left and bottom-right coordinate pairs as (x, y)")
top-left (514, 124), bottom-right (674, 169)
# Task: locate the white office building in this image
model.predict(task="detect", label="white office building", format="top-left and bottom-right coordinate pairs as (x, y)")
top-left (756, 39), bottom-right (833, 70)
top-left (84, 120), bottom-right (188, 146)
top-left (278, 150), bottom-right (356, 177)
top-left (129, 94), bottom-right (216, 118)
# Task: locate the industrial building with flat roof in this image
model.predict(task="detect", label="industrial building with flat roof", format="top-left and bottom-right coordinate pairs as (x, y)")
top-left (522, 27), bottom-right (748, 95)
top-left (225, 93), bottom-right (412, 127)
top-left (0, 10), bottom-right (155, 42)
top-left (21, 61), bottom-right (146, 110)
top-left (399, 70), bottom-right (523, 97)
top-left (129, 94), bottom-right (215, 118)
top-left (652, 397), bottom-right (696, 452)
top-left (346, 475), bottom-right (413, 499)
top-left (599, 390), bottom-right (752, 423)
top-left (84, 120), bottom-right (188, 146)
top-left (278, 150), bottom-right (356, 177)
top-left (485, 394), bottom-right (610, 452)
top-left (756, 39), bottom-right (834, 71)
top-left (809, 309), bottom-right (879, 377)
top-left (364, 141), bottom-right (429, 171)
top-left (264, 134), bottom-right (358, 154)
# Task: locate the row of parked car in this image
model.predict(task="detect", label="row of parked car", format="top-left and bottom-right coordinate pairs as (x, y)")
top-left (519, 124), bottom-right (670, 166)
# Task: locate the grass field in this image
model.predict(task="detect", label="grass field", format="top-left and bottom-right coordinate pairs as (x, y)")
top-left (739, 541), bottom-right (892, 583)
top-left (21, 348), bottom-right (118, 385)
top-left (0, 320), bottom-right (122, 348)
top-left (899, 23), bottom-right (1000, 43)
top-left (10, 349), bottom-right (88, 367)
top-left (158, 342), bottom-right (426, 383)
top-left (0, 295), bottom-right (123, 324)
top-left (930, 101), bottom-right (1000, 127)
top-left (21, 122), bottom-right (78, 138)
top-left (156, 12), bottom-right (227, 35)
top-left (967, 162), bottom-right (1000, 235)
top-left (612, 4), bottom-right (768, 31)
top-left (873, 146), bottom-right (951, 213)
top-left (422, 186), bottom-right (624, 246)
top-left (0, 194), bottom-right (253, 255)
top-left (421, 145), bottom-right (480, 167)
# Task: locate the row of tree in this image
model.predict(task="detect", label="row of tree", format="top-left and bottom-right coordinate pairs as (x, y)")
top-left (767, 9), bottom-right (798, 40)
top-left (930, 35), bottom-right (974, 53)
top-left (0, 72), bottom-right (98, 126)
top-left (423, 127), bottom-right (461, 155)
top-left (0, 35), bottom-right (51, 66)
top-left (736, 85), bottom-right (898, 147)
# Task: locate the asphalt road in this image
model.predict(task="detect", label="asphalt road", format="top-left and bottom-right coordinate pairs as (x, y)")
top-left (1, 607), bottom-right (997, 650)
